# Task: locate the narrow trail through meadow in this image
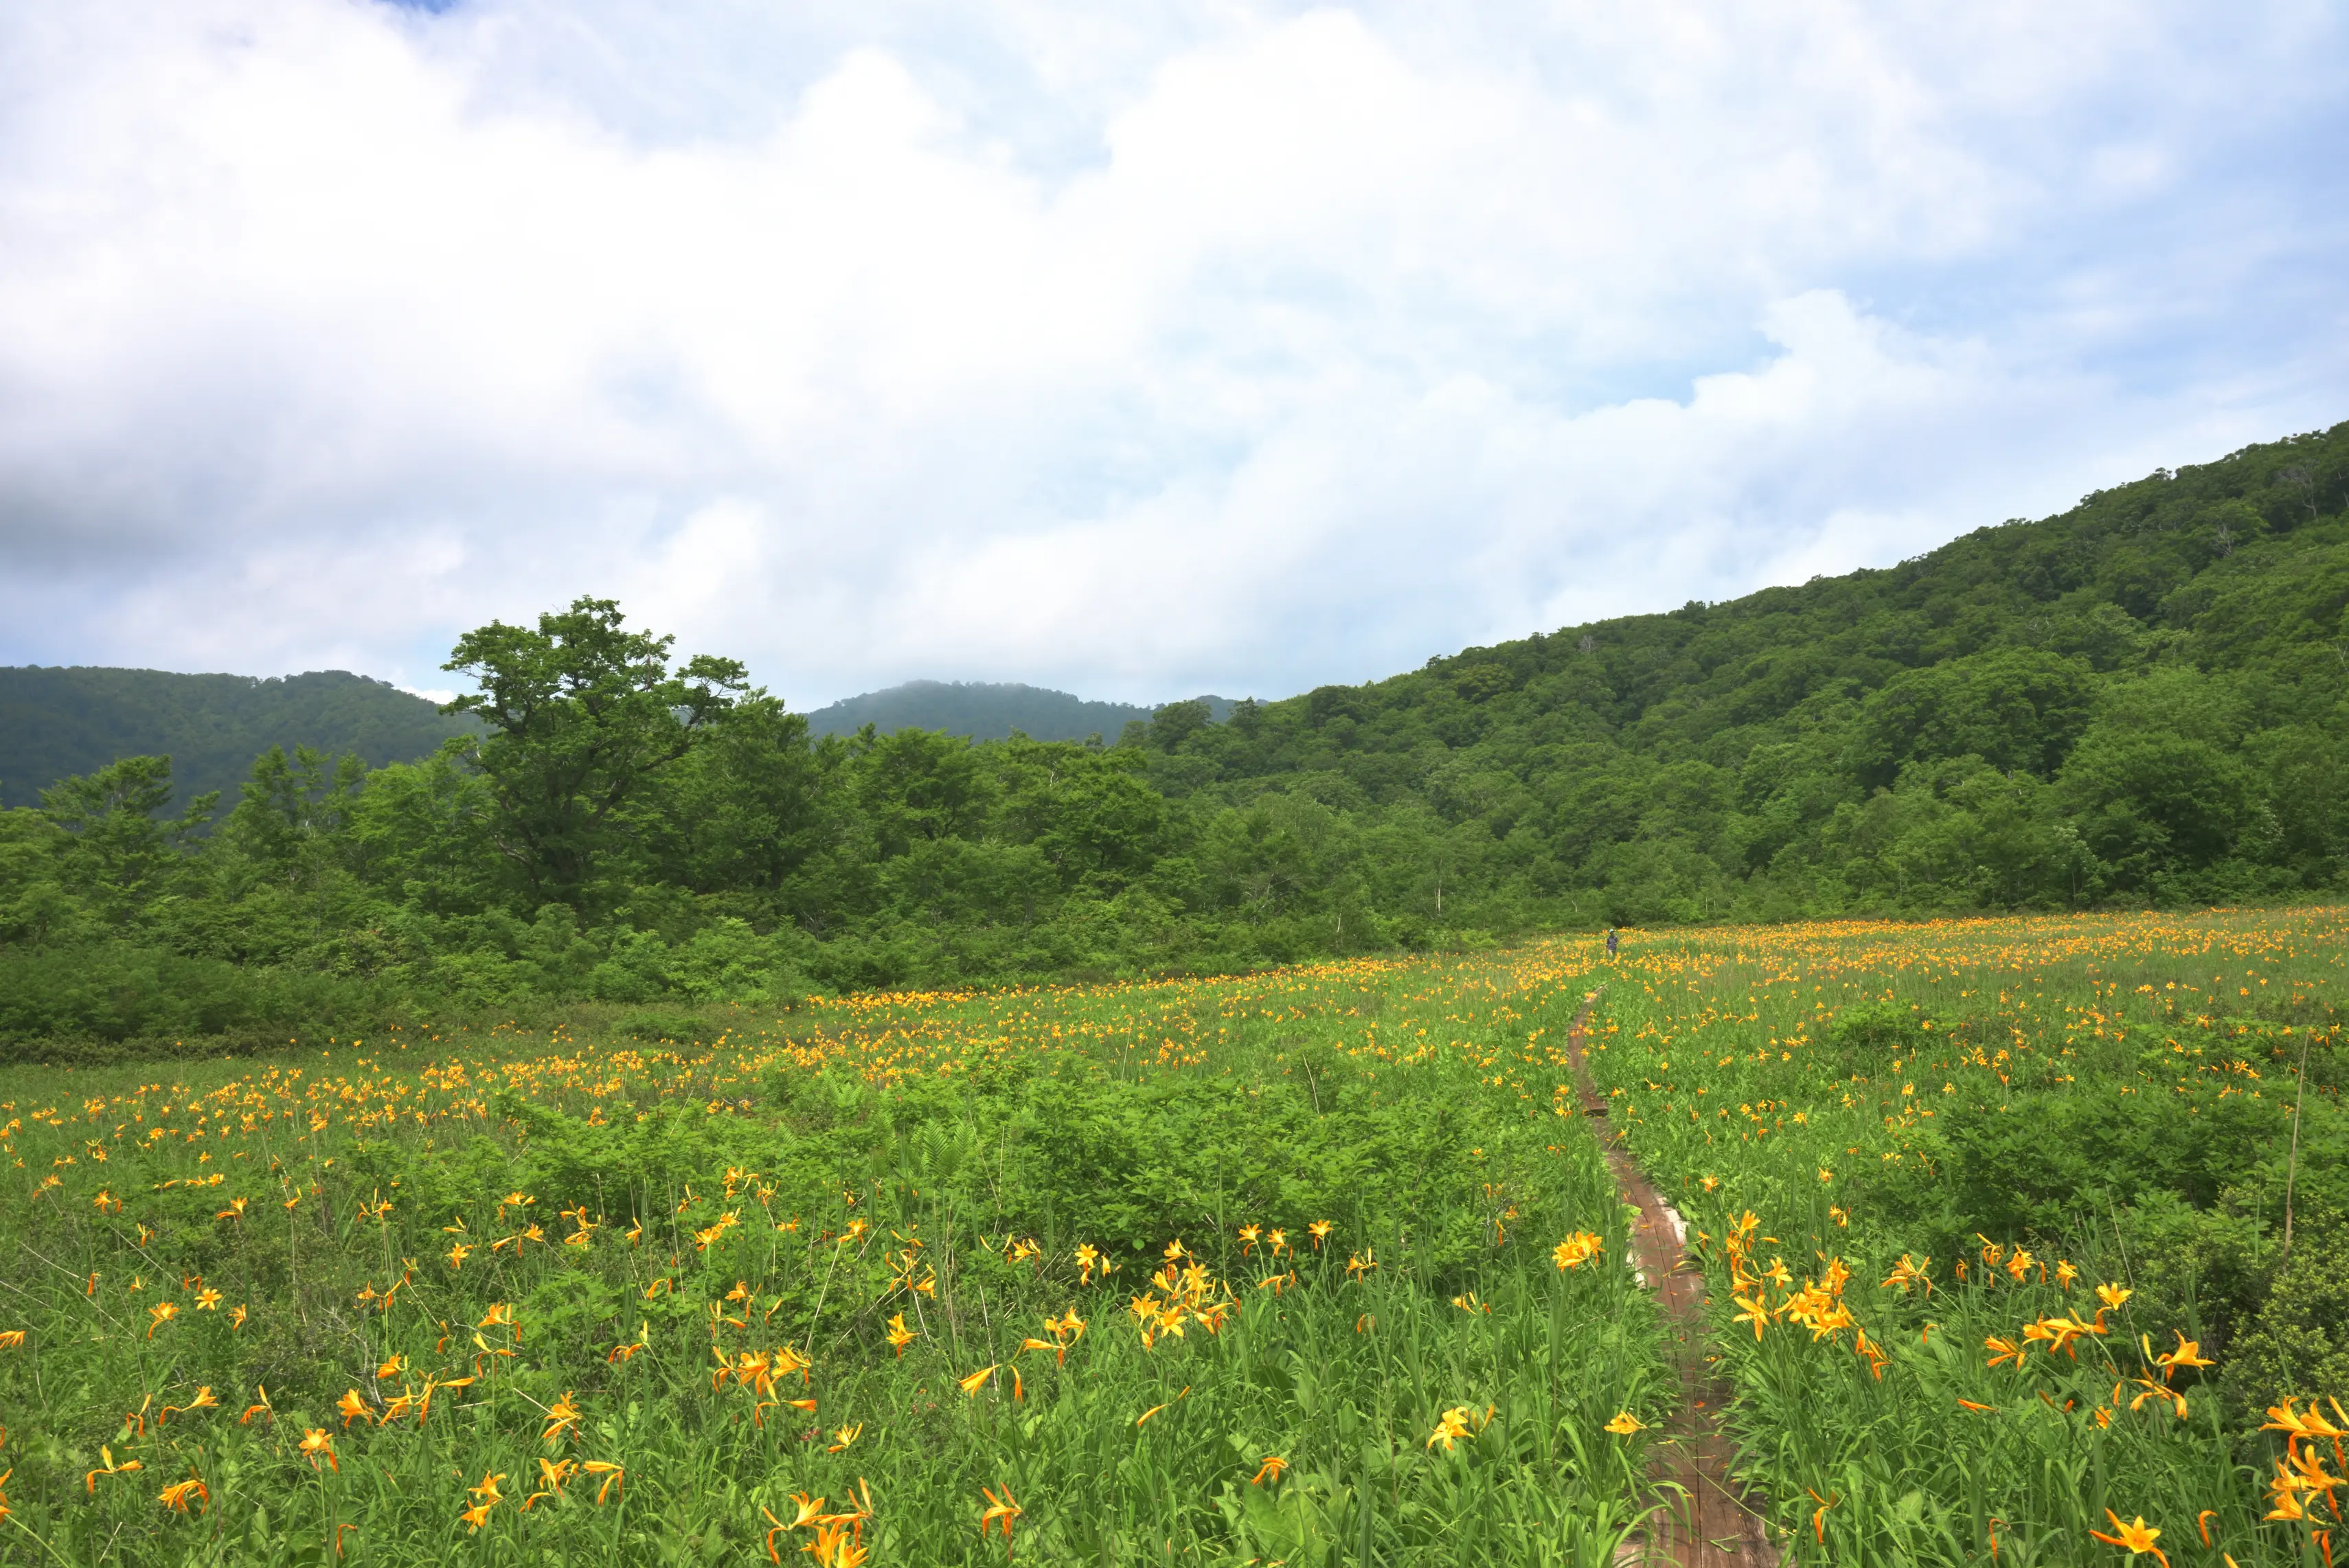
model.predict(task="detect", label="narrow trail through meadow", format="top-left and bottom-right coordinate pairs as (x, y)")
top-left (1567, 992), bottom-right (1782, 1568)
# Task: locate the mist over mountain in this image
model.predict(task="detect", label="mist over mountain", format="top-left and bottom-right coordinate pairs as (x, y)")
top-left (804, 681), bottom-right (1236, 742)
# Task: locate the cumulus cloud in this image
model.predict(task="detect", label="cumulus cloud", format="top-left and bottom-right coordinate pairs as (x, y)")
top-left (0, 0), bottom-right (2343, 704)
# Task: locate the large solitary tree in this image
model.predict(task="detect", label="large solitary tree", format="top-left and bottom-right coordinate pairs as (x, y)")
top-left (444, 598), bottom-right (748, 907)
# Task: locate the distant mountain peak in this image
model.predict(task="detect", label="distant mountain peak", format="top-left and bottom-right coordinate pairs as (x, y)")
top-left (802, 681), bottom-right (1235, 743)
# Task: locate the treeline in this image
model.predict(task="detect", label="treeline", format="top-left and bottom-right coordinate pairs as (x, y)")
top-left (2, 421), bottom-right (2346, 1050)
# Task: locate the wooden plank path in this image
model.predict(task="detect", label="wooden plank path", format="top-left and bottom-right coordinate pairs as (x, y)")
top-left (1567, 995), bottom-right (1783, 1568)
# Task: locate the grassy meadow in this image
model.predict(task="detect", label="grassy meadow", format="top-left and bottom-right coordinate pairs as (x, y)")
top-left (0, 948), bottom-right (1664, 1566)
top-left (3, 906), bottom-right (2342, 1566)
top-left (1583, 907), bottom-right (2348, 1567)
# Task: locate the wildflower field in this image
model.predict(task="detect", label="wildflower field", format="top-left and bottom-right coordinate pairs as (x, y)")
top-left (0, 948), bottom-right (1665, 1566)
top-left (0, 907), bottom-right (2340, 1567)
top-left (1582, 906), bottom-right (2348, 1566)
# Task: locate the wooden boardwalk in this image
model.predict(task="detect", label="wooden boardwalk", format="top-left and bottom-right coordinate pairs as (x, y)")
top-left (1567, 997), bottom-right (1783, 1568)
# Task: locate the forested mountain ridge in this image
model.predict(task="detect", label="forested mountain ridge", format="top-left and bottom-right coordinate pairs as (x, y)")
top-left (1, 420), bottom-right (2343, 1051)
top-left (803, 680), bottom-right (1235, 743)
top-left (1154, 420), bottom-right (2349, 921)
top-left (0, 667), bottom-right (475, 810)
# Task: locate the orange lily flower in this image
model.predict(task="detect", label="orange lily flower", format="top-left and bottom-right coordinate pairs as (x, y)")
top-left (2265, 1398), bottom-right (2348, 1456)
top-left (2092, 1283), bottom-right (2131, 1329)
top-left (85, 1447), bottom-right (144, 1492)
top-left (1879, 1254), bottom-right (1933, 1294)
top-left (157, 1477), bottom-right (209, 1514)
top-left (2087, 1511), bottom-right (2168, 1567)
top-left (542, 1391), bottom-right (582, 1444)
top-left (958, 1365), bottom-right (999, 1396)
top-left (1604, 1411), bottom-right (1646, 1435)
top-left (1250, 1455), bottom-right (1289, 1486)
top-left (161, 1387), bottom-right (219, 1423)
top-left (582, 1461), bottom-right (624, 1505)
top-left (1427, 1405), bottom-right (1478, 1451)
top-left (520, 1457), bottom-right (576, 1510)
top-left (458, 1470), bottom-right (506, 1532)
top-left (1553, 1231), bottom-right (1603, 1270)
top-left (2289, 1446), bottom-right (2344, 1499)
top-left (2154, 1331), bottom-right (2215, 1383)
top-left (804, 1520), bottom-right (862, 1567)
top-left (335, 1389), bottom-right (374, 1428)
top-left (762, 1501), bottom-right (815, 1562)
top-left (299, 1429), bottom-right (337, 1473)
top-left (979, 1484), bottom-right (1022, 1542)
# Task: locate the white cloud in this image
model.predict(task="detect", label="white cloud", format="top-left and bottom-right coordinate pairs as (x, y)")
top-left (0, 0), bottom-right (2344, 705)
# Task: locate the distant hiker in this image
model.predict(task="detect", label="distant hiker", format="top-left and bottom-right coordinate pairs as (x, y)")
top-left (1605, 927), bottom-right (1619, 958)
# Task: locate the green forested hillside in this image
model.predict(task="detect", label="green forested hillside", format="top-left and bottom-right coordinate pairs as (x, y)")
top-left (0, 667), bottom-right (475, 810)
top-left (1, 420), bottom-right (2344, 1049)
top-left (804, 679), bottom-right (1232, 742)
top-left (1174, 423), bottom-right (2349, 923)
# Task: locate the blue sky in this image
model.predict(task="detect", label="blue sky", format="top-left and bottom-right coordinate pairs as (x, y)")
top-left (1, 0), bottom-right (2344, 709)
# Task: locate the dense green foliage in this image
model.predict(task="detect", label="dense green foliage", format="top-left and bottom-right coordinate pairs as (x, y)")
top-left (0, 667), bottom-right (474, 812)
top-left (2, 422), bottom-right (2346, 1051)
top-left (1167, 422), bottom-right (2349, 926)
